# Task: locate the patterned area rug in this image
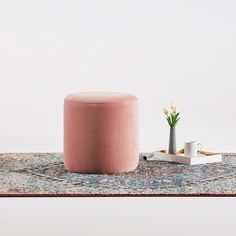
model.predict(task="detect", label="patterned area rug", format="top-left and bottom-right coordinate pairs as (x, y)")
top-left (0, 153), bottom-right (236, 197)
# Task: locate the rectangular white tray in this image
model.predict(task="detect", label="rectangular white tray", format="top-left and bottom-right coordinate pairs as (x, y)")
top-left (147, 149), bottom-right (222, 165)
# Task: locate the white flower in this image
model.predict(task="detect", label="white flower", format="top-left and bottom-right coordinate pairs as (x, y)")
top-left (170, 102), bottom-right (176, 110)
top-left (173, 106), bottom-right (177, 114)
top-left (163, 107), bottom-right (169, 115)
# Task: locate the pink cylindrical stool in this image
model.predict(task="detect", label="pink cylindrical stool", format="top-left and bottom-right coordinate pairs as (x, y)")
top-left (64, 92), bottom-right (139, 173)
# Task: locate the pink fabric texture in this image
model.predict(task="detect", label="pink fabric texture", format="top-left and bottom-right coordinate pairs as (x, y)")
top-left (64, 92), bottom-right (139, 173)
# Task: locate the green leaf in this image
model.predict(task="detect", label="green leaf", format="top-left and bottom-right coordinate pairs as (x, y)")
top-left (166, 116), bottom-right (171, 126)
top-left (173, 118), bottom-right (180, 127)
top-left (171, 113), bottom-right (175, 126)
top-left (166, 117), bottom-right (172, 127)
top-left (175, 112), bottom-right (180, 119)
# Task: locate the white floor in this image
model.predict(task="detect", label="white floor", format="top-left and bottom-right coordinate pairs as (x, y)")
top-left (0, 198), bottom-right (235, 236)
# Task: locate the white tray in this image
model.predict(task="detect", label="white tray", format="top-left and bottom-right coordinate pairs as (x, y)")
top-left (144, 149), bottom-right (222, 165)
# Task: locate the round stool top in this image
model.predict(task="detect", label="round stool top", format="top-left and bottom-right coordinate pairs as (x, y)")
top-left (65, 92), bottom-right (138, 104)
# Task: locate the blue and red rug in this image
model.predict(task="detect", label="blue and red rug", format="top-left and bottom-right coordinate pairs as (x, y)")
top-left (0, 153), bottom-right (236, 197)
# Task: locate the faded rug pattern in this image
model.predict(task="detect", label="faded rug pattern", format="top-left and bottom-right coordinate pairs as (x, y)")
top-left (0, 153), bottom-right (236, 196)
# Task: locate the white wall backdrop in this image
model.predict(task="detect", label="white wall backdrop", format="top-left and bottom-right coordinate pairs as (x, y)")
top-left (0, 0), bottom-right (236, 152)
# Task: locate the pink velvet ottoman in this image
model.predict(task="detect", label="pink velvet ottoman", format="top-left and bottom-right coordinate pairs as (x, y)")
top-left (64, 92), bottom-right (139, 173)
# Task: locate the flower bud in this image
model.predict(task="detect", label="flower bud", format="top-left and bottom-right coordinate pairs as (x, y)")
top-left (163, 107), bottom-right (169, 115)
top-left (173, 106), bottom-right (177, 114)
top-left (170, 102), bottom-right (175, 109)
